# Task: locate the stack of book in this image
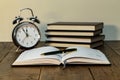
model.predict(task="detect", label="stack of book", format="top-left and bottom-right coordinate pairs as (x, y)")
top-left (45, 22), bottom-right (104, 48)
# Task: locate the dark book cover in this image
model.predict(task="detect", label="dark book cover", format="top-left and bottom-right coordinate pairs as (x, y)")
top-left (47, 22), bottom-right (104, 31)
top-left (48, 22), bottom-right (104, 26)
top-left (45, 29), bottom-right (102, 37)
top-left (45, 40), bottom-right (104, 48)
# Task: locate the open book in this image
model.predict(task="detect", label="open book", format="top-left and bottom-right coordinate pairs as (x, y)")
top-left (12, 46), bottom-right (110, 66)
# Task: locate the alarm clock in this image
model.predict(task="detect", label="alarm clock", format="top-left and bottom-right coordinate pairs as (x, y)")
top-left (12, 8), bottom-right (41, 49)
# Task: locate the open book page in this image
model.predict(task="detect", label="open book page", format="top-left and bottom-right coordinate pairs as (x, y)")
top-left (12, 46), bottom-right (62, 65)
top-left (62, 46), bottom-right (110, 64)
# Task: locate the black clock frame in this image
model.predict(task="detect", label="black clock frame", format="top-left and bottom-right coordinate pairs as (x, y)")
top-left (12, 21), bottom-right (41, 49)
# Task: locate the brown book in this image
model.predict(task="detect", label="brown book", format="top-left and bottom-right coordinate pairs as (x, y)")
top-left (46, 30), bottom-right (102, 37)
top-left (47, 22), bottom-right (103, 31)
top-left (46, 41), bottom-right (104, 48)
top-left (46, 35), bottom-right (105, 43)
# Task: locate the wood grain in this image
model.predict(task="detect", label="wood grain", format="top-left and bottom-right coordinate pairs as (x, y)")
top-left (0, 42), bottom-right (41, 80)
top-left (0, 41), bottom-right (120, 80)
top-left (105, 40), bottom-right (120, 49)
top-left (89, 43), bottom-right (120, 80)
top-left (0, 42), bottom-right (15, 62)
top-left (40, 66), bottom-right (93, 80)
top-left (106, 41), bottom-right (120, 55)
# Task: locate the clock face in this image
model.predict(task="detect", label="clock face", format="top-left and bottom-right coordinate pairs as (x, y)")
top-left (12, 22), bottom-right (41, 49)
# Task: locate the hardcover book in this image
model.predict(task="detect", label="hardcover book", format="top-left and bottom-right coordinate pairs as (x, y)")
top-left (46, 35), bottom-right (104, 43)
top-left (47, 22), bottom-right (103, 31)
top-left (46, 41), bottom-right (103, 48)
top-left (46, 30), bottom-right (102, 36)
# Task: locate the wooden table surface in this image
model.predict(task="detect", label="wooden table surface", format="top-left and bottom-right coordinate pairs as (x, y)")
top-left (0, 41), bottom-right (120, 80)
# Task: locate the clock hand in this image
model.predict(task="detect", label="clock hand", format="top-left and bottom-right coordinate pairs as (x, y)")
top-left (21, 36), bottom-right (27, 43)
top-left (22, 27), bottom-right (29, 37)
top-left (22, 28), bottom-right (25, 33)
top-left (25, 26), bottom-right (28, 32)
top-left (25, 27), bottom-right (29, 37)
top-left (22, 28), bottom-right (27, 36)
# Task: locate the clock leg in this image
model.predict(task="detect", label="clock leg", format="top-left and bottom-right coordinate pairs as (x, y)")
top-left (15, 46), bottom-right (21, 52)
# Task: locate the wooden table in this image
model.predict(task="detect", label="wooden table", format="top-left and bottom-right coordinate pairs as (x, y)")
top-left (0, 41), bottom-right (120, 80)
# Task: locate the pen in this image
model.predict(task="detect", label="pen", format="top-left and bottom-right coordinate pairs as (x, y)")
top-left (41, 48), bottom-right (77, 55)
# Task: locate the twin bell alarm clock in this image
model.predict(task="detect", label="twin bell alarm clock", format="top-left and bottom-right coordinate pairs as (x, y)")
top-left (12, 8), bottom-right (41, 49)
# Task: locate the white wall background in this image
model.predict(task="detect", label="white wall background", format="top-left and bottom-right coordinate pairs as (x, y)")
top-left (0, 0), bottom-right (120, 41)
